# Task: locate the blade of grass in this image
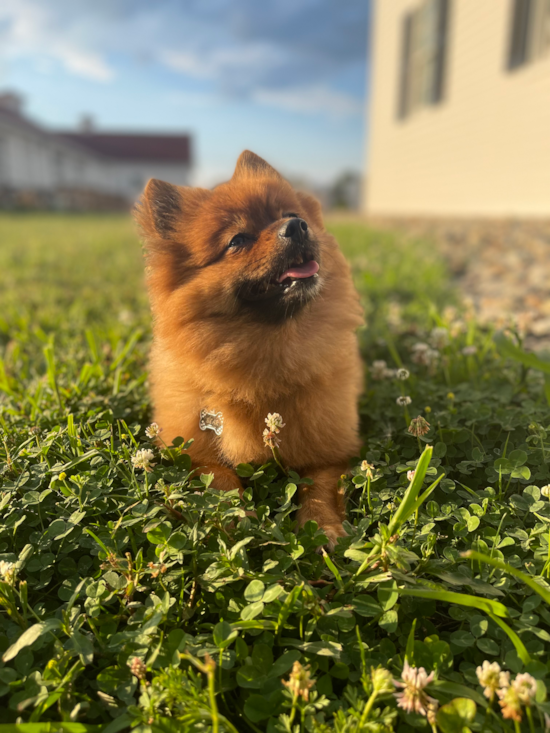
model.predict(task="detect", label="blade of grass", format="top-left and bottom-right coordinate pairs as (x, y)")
top-left (397, 587), bottom-right (509, 617)
top-left (487, 612), bottom-right (531, 666)
top-left (463, 550), bottom-right (550, 606)
top-left (388, 446), bottom-right (433, 535)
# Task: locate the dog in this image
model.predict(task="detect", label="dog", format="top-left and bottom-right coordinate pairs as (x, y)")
top-left (135, 151), bottom-right (364, 547)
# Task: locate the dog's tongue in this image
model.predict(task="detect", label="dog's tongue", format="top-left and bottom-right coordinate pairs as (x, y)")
top-left (278, 260), bottom-right (319, 283)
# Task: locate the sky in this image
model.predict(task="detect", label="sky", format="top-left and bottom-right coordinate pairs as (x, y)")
top-left (0, 0), bottom-right (371, 187)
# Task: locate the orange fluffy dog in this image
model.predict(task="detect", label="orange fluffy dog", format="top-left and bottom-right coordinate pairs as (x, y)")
top-left (135, 151), bottom-right (363, 547)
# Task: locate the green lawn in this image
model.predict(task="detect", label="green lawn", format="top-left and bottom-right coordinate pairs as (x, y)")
top-left (0, 213), bottom-right (549, 732)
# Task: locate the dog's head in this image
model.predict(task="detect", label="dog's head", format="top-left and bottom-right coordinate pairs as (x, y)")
top-left (135, 150), bottom-right (327, 324)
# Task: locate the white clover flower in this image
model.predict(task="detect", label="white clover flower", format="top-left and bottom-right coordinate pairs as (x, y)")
top-left (541, 485), bottom-right (550, 498)
top-left (361, 460), bottom-right (375, 479)
top-left (128, 656), bottom-right (147, 680)
top-left (462, 345), bottom-right (477, 356)
top-left (145, 422), bottom-right (161, 439)
top-left (396, 395), bottom-right (412, 406)
top-left (263, 428), bottom-right (281, 449)
top-left (407, 470), bottom-right (416, 482)
top-left (370, 360), bottom-right (391, 380)
top-left (430, 327), bottom-right (449, 349)
top-left (0, 561), bottom-right (15, 582)
top-left (476, 660), bottom-right (502, 700)
top-left (393, 660), bottom-right (437, 717)
top-left (498, 685), bottom-right (522, 722)
top-left (265, 413), bottom-right (285, 433)
top-left (396, 368), bottom-right (410, 381)
top-left (411, 343), bottom-right (439, 367)
top-left (408, 415), bottom-right (430, 437)
top-left (371, 667), bottom-right (394, 694)
top-left (512, 673), bottom-right (537, 705)
top-left (282, 661), bottom-right (315, 702)
top-left (131, 449), bottom-right (156, 471)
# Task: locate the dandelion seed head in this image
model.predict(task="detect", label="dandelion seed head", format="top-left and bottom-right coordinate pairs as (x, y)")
top-left (396, 395), bottom-right (412, 406)
top-left (396, 368), bottom-right (410, 380)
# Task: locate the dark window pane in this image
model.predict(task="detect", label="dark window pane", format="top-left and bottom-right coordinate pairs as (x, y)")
top-left (508, 0), bottom-right (532, 69)
top-left (432, 0), bottom-right (451, 103)
top-left (398, 13), bottom-right (414, 118)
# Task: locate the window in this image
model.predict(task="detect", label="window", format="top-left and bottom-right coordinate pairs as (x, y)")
top-left (398, 0), bottom-right (451, 119)
top-left (508, 0), bottom-right (550, 69)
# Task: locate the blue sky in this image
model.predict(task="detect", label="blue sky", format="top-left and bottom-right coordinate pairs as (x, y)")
top-left (0, 0), bottom-right (371, 187)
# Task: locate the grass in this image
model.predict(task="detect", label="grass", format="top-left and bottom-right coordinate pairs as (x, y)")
top-left (1, 213), bottom-right (550, 732)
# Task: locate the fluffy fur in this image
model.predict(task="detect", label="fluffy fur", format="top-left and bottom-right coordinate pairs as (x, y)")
top-left (135, 151), bottom-right (364, 546)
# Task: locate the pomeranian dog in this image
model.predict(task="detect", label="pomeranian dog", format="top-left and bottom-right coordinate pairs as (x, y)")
top-left (135, 151), bottom-right (363, 547)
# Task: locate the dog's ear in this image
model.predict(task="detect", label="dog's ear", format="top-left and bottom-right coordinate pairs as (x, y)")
top-left (296, 191), bottom-right (324, 230)
top-left (232, 150), bottom-right (283, 181)
top-left (134, 179), bottom-right (210, 240)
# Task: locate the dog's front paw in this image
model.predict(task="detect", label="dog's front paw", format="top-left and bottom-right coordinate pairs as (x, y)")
top-left (318, 522), bottom-right (347, 552)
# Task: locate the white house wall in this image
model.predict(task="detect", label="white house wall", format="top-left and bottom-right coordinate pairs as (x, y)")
top-left (366, 0), bottom-right (550, 218)
top-left (0, 116), bottom-right (190, 202)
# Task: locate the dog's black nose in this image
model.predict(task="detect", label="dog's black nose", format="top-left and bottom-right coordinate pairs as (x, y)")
top-left (280, 217), bottom-right (308, 241)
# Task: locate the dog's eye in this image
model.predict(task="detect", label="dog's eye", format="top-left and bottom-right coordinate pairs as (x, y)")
top-left (228, 234), bottom-right (247, 249)
top-left (283, 212), bottom-right (298, 219)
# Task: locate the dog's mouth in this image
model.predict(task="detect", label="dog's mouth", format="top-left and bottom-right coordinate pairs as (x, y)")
top-left (241, 255), bottom-right (320, 302)
top-left (276, 258), bottom-right (320, 286)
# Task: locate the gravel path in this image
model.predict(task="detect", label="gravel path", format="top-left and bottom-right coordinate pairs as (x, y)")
top-left (365, 217), bottom-right (550, 348)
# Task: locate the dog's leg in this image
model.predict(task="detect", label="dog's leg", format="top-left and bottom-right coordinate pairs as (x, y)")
top-left (194, 463), bottom-right (243, 493)
top-left (296, 464), bottom-right (348, 550)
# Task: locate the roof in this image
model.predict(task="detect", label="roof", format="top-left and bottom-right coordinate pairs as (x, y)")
top-left (58, 133), bottom-right (191, 164)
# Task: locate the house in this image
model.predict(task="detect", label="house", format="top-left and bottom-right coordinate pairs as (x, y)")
top-left (365, 0), bottom-right (550, 217)
top-left (0, 92), bottom-right (192, 210)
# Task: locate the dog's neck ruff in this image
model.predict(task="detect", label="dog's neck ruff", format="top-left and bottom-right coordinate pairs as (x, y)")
top-left (199, 408), bottom-right (224, 436)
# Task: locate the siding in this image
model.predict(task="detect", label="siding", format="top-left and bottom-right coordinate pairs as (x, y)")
top-left (365, 0), bottom-right (550, 217)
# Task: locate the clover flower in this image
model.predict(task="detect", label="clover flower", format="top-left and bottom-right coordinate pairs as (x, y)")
top-left (497, 685), bottom-right (522, 722)
top-left (265, 413), bottom-right (285, 433)
top-left (131, 449), bottom-right (156, 472)
top-left (371, 360), bottom-right (393, 380)
top-left (145, 422), bottom-right (161, 439)
top-left (408, 415), bottom-right (430, 437)
top-left (476, 660), bottom-right (502, 700)
top-left (512, 673), bottom-right (537, 705)
top-left (411, 343), bottom-right (439, 368)
top-left (407, 470), bottom-right (416, 482)
top-left (128, 656), bottom-right (147, 680)
top-left (0, 561), bottom-right (15, 583)
top-left (263, 429), bottom-right (280, 449)
top-left (430, 327), bottom-right (449, 349)
top-left (462, 345), bottom-right (477, 356)
top-left (541, 485), bottom-right (550, 498)
top-left (393, 660), bottom-right (437, 717)
top-left (282, 661), bottom-right (315, 702)
top-left (396, 368), bottom-right (410, 381)
top-left (361, 460), bottom-right (375, 479)
top-left (396, 395), bottom-right (412, 406)
top-left (371, 667), bottom-right (394, 694)
top-left (263, 413), bottom-right (285, 449)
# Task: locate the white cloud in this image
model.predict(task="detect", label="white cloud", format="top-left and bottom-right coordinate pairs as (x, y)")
top-left (0, 0), bottom-right (114, 82)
